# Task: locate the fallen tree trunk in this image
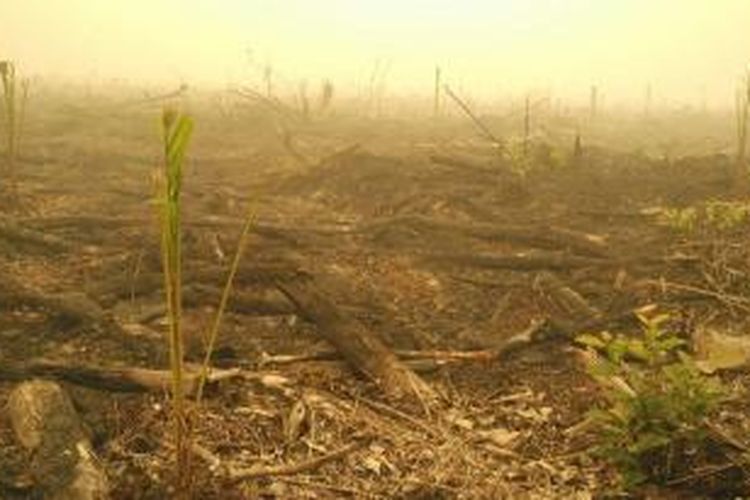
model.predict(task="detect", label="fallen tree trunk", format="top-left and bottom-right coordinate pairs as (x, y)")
top-left (0, 360), bottom-right (241, 395)
top-left (91, 263), bottom-right (305, 307)
top-left (259, 305), bottom-right (639, 372)
top-left (471, 224), bottom-right (608, 258)
top-left (259, 348), bottom-right (495, 373)
top-left (275, 276), bottom-right (437, 405)
top-left (19, 215), bottom-right (349, 243)
top-left (429, 153), bottom-right (498, 174)
top-left (0, 218), bottom-right (74, 254)
top-left (0, 275), bottom-right (108, 329)
top-left (227, 438), bottom-right (371, 482)
top-left (8, 380), bottom-right (109, 499)
top-left (425, 251), bottom-right (604, 271)
top-left (367, 215), bottom-right (609, 258)
top-left (183, 284), bottom-right (294, 316)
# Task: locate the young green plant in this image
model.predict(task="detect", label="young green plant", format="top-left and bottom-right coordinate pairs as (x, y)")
top-left (157, 107), bottom-right (194, 494)
top-left (577, 312), bottom-right (725, 490)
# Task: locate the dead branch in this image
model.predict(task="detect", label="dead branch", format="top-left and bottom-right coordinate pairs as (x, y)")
top-left (19, 214), bottom-right (343, 245)
top-left (353, 395), bottom-right (440, 438)
top-left (276, 478), bottom-right (380, 499)
top-left (534, 271), bottom-right (603, 325)
top-left (0, 218), bottom-right (74, 253)
top-left (260, 348), bottom-right (495, 367)
top-left (443, 85), bottom-right (503, 147)
top-left (123, 83), bottom-right (189, 106)
top-left (92, 264), bottom-right (305, 307)
top-left (0, 360), bottom-right (241, 395)
top-left (429, 154), bottom-right (497, 174)
top-left (227, 438), bottom-right (370, 482)
top-left (232, 86), bottom-right (305, 123)
top-left (366, 215), bottom-right (609, 258)
top-left (425, 251), bottom-right (603, 272)
top-left (183, 284), bottom-right (294, 316)
top-left (0, 275), bottom-right (108, 328)
top-left (640, 278), bottom-right (750, 312)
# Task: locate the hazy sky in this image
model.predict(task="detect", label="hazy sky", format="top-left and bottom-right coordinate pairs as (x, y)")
top-left (3, 0), bottom-right (750, 106)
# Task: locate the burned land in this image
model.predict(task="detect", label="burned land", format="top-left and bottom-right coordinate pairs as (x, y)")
top-left (1, 85), bottom-right (750, 498)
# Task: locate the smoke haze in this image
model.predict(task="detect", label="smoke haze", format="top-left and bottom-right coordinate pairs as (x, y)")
top-left (3, 0), bottom-right (750, 107)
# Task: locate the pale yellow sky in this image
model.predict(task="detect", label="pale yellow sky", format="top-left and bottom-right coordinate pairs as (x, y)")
top-left (2, 0), bottom-right (749, 106)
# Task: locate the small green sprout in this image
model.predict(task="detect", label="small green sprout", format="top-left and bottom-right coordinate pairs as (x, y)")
top-left (157, 106), bottom-right (194, 495)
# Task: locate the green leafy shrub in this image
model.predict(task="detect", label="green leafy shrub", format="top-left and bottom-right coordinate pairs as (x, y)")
top-left (503, 138), bottom-right (563, 178)
top-left (704, 200), bottom-right (750, 231)
top-left (660, 201), bottom-right (750, 234)
top-left (660, 206), bottom-right (699, 233)
top-left (577, 313), bottom-right (725, 489)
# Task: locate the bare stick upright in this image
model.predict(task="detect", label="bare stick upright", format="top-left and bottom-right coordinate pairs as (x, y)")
top-left (264, 64), bottom-right (273, 99)
top-left (590, 85), bottom-right (598, 119)
top-left (736, 73), bottom-right (750, 173)
top-left (523, 94), bottom-right (530, 157)
top-left (434, 66), bottom-right (441, 118)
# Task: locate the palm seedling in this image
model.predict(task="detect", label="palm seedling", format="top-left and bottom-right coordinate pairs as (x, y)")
top-left (157, 107), bottom-right (194, 495)
top-left (156, 106), bottom-right (255, 497)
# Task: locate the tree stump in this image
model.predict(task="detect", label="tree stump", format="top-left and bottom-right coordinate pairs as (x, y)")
top-left (7, 380), bottom-right (109, 499)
